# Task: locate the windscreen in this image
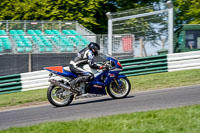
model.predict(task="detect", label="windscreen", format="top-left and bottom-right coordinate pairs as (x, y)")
top-left (99, 53), bottom-right (116, 60)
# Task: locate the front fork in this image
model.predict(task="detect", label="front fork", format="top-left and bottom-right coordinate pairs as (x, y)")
top-left (113, 74), bottom-right (127, 89)
top-left (113, 78), bottom-right (122, 89)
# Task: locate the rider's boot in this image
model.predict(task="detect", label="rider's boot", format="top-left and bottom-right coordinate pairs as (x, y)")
top-left (70, 76), bottom-right (90, 96)
top-left (70, 79), bottom-right (81, 96)
top-left (70, 77), bottom-right (86, 96)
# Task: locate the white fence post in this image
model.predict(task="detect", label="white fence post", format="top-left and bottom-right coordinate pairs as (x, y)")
top-left (168, 1), bottom-right (174, 54)
top-left (107, 12), bottom-right (113, 55)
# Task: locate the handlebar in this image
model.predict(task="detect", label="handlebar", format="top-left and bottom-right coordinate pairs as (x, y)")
top-left (101, 61), bottom-right (112, 70)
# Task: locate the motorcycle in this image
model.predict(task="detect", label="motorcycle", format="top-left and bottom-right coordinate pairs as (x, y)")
top-left (44, 54), bottom-right (131, 107)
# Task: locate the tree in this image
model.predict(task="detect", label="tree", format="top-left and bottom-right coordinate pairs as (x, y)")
top-left (173, 0), bottom-right (200, 27)
top-left (109, 0), bottom-right (160, 10)
top-left (0, 0), bottom-right (110, 33)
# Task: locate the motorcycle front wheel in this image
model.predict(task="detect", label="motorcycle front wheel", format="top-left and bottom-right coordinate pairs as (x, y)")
top-left (47, 84), bottom-right (74, 107)
top-left (107, 77), bottom-right (131, 99)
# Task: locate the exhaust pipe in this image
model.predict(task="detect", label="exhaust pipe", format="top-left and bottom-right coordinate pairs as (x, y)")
top-left (49, 79), bottom-right (79, 94)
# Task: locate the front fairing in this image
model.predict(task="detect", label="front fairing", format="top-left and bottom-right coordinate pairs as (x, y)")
top-left (88, 69), bottom-right (121, 95)
top-left (99, 53), bottom-right (122, 69)
top-left (89, 66), bottom-right (122, 87)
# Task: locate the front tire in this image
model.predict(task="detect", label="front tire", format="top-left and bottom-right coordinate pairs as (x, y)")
top-left (47, 84), bottom-right (74, 107)
top-left (107, 77), bottom-right (131, 99)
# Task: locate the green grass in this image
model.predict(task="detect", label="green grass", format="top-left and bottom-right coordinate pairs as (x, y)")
top-left (1, 104), bottom-right (200, 133)
top-left (1, 69), bottom-right (200, 108)
top-left (128, 69), bottom-right (200, 91)
top-left (0, 89), bottom-right (47, 107)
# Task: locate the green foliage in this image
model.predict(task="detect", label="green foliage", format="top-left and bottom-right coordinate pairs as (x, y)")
top-left (173, 0), bottom-right (200, 26)
top-left (0, 0), bottom-right (109, 33)
top-left (111, 0), bottom-right (160, 10)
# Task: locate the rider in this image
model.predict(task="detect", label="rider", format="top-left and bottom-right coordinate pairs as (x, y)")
top-left (69, 42), bottom-right (105, 95)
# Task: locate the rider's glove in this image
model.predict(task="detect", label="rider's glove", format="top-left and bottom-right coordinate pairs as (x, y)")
top-left (99, 65), bottom-right (109, 70)
top-left (99, 66), bottom-right (104, 69)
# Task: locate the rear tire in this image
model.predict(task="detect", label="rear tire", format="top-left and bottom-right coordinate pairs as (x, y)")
top-left (107, 77), bottom-right (131, 99)
top-left (47, 84), bottom-right (74, 107)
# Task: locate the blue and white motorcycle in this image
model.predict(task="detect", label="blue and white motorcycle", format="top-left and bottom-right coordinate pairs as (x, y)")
top-left (44, 54), bottom-right (131, 107)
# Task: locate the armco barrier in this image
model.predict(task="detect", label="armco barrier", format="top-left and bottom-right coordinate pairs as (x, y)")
top-left (0, 70), bottom-right (62, 94)
top-left (0, 74), bottom-right (22, 94)
top-left (0, 71), bottom-right (49, 95)
top-left (167, 51), bottom-right (200, 72)
top-left (0, 51), bottom-right (200, 94)
top-left (20, 70), bottom-right (50, 92)
top-left (119, 55), bottom-right (168, 76)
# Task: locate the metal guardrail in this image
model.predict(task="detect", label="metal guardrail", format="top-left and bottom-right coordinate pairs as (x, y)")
top-left (0, 74), bottom-right (22, 94)
top-left (119, 55), bottom-right (168, 76)
top-left (167, 51), bottom-right (200, 72)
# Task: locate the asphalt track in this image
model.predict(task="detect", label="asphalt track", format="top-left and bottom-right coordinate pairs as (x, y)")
top-left (0, 85), bottom-right (200, 130)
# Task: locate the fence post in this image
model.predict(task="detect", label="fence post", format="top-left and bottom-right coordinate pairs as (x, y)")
top-left (6, 20), bottom-right (9, 32)
top-left (132, 35), bottom-right (135, 57)
top-left (24, 20), bottom-right (26, 32)
top-left (107, 12), bottom-right (113, 55)
top-left (162, 38), bottom-right (166, 49)
top-left (28, 53), bottom-right (32, 72)
top-left (42, 21), bottom-right (44, 32)
top-left (140, 38), bottom-right (144, 57)
top-left (59, 20), bottom-right (61, 32)
top-left (167, 1), bottom-right (174, 54)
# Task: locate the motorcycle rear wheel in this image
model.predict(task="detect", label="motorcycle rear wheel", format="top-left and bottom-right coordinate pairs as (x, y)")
top-left (47, 84), bottom-right (74, 107)
top-left (107, 77), bottom-right (131, 99)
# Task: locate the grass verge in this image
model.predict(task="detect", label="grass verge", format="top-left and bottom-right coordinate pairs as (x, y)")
top-left (128, 69), bottom-right (200, 91)
top-left (1, 104), bottom-right (200, 133)
top-left (0, 89), bottom-right (47, 107)
top-left (1, 69), bottom-right (200, 108)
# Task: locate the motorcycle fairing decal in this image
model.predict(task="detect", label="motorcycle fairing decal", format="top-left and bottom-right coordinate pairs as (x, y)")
top-left (89, 85), bottom-right (106, 95)
top-left (103, 70), bottom-right (119, 86)
top-left (45, 66), bottom-right (63, 73)
top-left (109, 73), bottom-right (115, 77)
top-left (89, 80), bottom-right (106, 94)
top-left (93, 84), bottom-right (103, 88)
